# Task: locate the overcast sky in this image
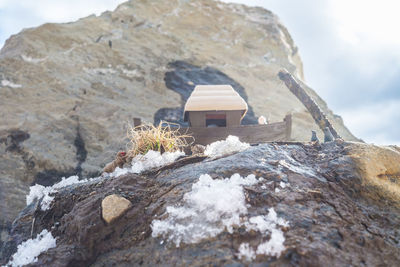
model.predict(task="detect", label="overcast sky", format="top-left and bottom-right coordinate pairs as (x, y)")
top-left (0, 0), bottom-right (399, 145)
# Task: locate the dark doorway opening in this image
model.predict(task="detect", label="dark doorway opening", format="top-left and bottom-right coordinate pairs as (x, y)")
top-left (206, 114), bottom-right (226, 127)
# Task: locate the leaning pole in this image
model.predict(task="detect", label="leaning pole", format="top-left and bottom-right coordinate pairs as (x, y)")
top-left (278, 69), bottom-right (341, 139)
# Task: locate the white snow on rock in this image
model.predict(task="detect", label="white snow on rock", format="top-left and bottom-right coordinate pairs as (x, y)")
top-left (237, 243), bottom-right (256, 261)
top-left (151, 173), bottom-right (259, 246)
top-left (110, 150), bottom-right (184, 178)
top-left (151, 173), bottom-right (289, 259)
top-left (238, 208), bottom-right (288, 260)
top-left (256, 228), bottom-right (286, 257)
top-left (26, 175), bottom-right (91, 211)
top-left (279, 181), bottom-right (289, 188)
top-left (6, 229), bottom-right (56, 267)
top-left (151, 173), bottom-right (289, 261)
top-left (1, 80), bottom-right (22, 88)
top-left (204, 135), bottom-right (249, 158)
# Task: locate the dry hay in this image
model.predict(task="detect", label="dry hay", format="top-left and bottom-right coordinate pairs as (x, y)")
top-left (126, 121), bottom-right (193, 159)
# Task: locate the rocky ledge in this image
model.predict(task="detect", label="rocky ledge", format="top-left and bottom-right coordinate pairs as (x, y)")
top-left (1, 140), bottom-right (399, 266)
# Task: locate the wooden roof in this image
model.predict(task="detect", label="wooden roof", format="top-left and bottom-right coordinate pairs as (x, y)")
top-left (183, 85), bottom-right (248, 121)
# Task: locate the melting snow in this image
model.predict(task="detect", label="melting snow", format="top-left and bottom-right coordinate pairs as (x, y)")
top-left (1, 80), bottom-right (22, 88)
top-left (237, 243), bottom-right (256, 261)
top-left (26, 175), bottom-right (93, 211)
top-left (6, 229), bottom-right (56, 267)
top-left (151, 173), bottom-right (259, 246)
top-left (151, 173), bottom-right (289, 259)
top-left (204, 135), bottom-right (249, 158)
top-left (110, 150), bottom-right (185, 178)
top-left (256, 228), bottom-right (286, 257)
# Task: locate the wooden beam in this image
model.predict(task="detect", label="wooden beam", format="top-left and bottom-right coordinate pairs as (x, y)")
top-left (133, 118), bottom-right (142, 127)
top-left (177, 121), bottom-right (289, 145)
top-left (284, 114), bottom-right (292, 141)
top-left (278, 69), bottom-right (341, 139)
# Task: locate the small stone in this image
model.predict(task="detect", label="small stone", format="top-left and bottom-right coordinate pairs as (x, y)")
top-left (101, 194), bottom-right (132, 224)
top-left (191, 144), bottom-right (206, 155)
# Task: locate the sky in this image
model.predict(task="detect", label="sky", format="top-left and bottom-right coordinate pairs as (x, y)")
top-left (0, 0), bottom-right (398, 145)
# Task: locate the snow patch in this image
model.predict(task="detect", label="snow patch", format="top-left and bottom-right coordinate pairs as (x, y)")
top-left (204, 135), bottom-right (249, 158)
top-left (6, 229), bottom-right (56, 267)
top-left (256, 228), bottom-right (286, 257)
top-left (237, 243), bottom-right (256, 261)
top-left (26, 175), bottom-right (92, 211)
top-left (240, 208), bottom-right (288, 259)
top-left (1, 80), bottom-right (21, 88)
top-left (110, 150), bottom-right (184, 178)
top-left (152, 173), bottom-right (289, 259)
top-left (280, 181), bottom-right (289, 188)
top-left (151, 173), bottom-right (259, 246)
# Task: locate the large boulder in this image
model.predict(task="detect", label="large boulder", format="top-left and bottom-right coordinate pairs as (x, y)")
top-left (0, 0), bottom-right (358, 246)
top-left (1, 141), bottom-right (399, 266)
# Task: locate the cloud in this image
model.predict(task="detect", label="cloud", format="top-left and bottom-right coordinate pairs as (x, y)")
top-left (224, 0), bottom-right (400, 145)
top-left (0, 0), bottom-right (126, 47)
top-left (340, 99), bottom-right (400, 145)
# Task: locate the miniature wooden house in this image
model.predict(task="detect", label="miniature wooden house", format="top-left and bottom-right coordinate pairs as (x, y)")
top-left (184, 85), bottom-right (248, 127)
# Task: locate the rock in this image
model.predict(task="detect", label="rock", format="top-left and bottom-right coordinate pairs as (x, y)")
top-left (0, 0), bottom-right (359, 245)
top-left (101, 194), bottom-right (132, 224)
top-left (346, 143), bottom-right (400, 206)
top-left (190, 144), bottom-right (206, 155)
top-left (1, 141), bottom-right (399, 266)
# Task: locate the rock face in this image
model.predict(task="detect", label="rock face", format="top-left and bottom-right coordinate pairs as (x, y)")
top-left (1, 141), bottom-right (399, 266)
top-left (0, 0), bottom-right (358, 246)
top-left (101, 194), bottom-right (132, 224)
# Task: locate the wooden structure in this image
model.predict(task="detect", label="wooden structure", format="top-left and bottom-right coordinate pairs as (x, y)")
top-left (178, 114), bottom-right (292, 145)
top-left (135, 84), bottom-right (292, 145)
top-left (184, 85), bottom-right (248, 127)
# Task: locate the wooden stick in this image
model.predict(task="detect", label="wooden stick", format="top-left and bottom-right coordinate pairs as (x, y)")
top-left (278, 69), bottom-right (341, 139)
top-left (133, 118), bottom-right (142, 127)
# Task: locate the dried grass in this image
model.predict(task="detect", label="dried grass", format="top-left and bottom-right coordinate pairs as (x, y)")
top-left (126, 121), bottom-right (193, 158)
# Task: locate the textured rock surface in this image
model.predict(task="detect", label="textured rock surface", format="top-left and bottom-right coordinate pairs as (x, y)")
top-left (346, 143), bottom-right (400, 205)
top-left (1, 141), bottom-right (399, 266)
top-left (0, 0), bottom-right (358, 244)
top-left (101, 194), bottom-right (132, 224)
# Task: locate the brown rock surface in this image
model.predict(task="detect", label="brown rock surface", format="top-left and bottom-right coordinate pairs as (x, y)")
top-left (101, 194), bottom-right (132, 224)
top-left (1, 141), bottom-right (399, 266)
top-left (0, 0), bottom-right (358, 245)
top-left (346, 142), bottom-right (400, 206)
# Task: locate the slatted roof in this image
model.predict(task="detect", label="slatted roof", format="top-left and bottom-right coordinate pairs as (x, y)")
top-left (183, 85), bottom-right (248, 121)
